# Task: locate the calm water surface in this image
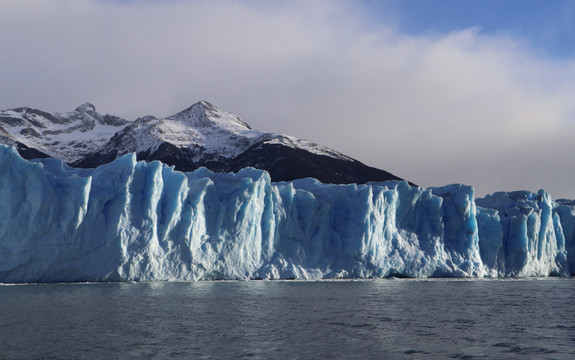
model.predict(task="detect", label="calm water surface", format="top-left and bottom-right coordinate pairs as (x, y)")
top-left (1, 278), bottom-right (574, 359)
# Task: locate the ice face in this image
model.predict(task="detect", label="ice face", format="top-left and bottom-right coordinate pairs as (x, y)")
top-left (0, 145), bottom-right (572, 282)
top-left (476, 191), bottom-right (567, 276)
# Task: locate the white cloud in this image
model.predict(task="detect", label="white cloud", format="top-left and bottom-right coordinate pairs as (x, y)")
top-left (1, 0), bottom-right (575, 198)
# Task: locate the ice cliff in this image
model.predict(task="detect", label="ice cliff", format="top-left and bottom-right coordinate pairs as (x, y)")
top-left (0, 145), bottom-right (572, 282)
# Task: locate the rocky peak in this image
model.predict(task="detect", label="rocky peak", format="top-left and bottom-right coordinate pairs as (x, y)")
top-left (74, 103), bottom-right (96, 113)
top-left (168, 101), bottom-right (252, 130)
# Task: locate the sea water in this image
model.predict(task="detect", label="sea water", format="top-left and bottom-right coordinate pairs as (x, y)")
top-left (1, 278), bottom-right (574, 359)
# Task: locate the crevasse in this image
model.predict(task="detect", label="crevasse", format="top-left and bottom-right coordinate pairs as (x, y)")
top-left (0, 145), bottom-right (571, 282)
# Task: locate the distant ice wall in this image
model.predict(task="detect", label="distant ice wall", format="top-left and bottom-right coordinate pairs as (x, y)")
top-left (0, 145), bottom-right (571, 282)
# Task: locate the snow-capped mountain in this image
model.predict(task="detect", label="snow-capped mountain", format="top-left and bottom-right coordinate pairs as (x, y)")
top-left (0, 103), bottom-right (127, 162)
top-left (0, 101), bottom-right (405, 184)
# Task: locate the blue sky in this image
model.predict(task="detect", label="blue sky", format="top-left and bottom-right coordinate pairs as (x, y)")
top-left (366, 0), bottom-right (575, 59)
top-left (0, 0), bottom-right (574, 198)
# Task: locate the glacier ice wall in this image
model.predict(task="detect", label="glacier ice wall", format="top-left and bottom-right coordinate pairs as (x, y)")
top-left (0, 145), bottom-right (572, 282)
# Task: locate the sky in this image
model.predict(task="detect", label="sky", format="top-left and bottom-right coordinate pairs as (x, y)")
top-left (1, 0), bottom-right (575, 198)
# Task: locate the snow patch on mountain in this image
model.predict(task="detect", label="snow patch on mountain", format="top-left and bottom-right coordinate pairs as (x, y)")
top-left (256, 133), bottom-right (354, 161)
top-left (0, 103), bottom-right (127, 163)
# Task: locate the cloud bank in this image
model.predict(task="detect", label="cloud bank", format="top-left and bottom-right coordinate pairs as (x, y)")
top-left (1, 0), bottom-right (575, 198)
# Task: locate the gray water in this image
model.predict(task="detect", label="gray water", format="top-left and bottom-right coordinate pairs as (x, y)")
top-left (0, 278), bottom-right (574, 360)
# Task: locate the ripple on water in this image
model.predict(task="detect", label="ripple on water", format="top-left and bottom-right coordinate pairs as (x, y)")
top-left (0, 279), bottom-right (573, 359)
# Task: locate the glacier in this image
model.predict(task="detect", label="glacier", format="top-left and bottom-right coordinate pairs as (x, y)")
top-left (0, 144), bottom-right (572, 282)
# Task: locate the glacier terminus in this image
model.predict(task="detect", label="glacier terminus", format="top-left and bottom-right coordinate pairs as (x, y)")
top-left (0, 145), bottom-right (573, 283)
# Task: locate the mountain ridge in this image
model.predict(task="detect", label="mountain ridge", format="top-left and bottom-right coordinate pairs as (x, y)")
top-left (0, 101), bottom-right (408, 185)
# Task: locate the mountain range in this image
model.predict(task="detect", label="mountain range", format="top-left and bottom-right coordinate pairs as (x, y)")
top-left (0, 101), bottom-right (406, 184)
